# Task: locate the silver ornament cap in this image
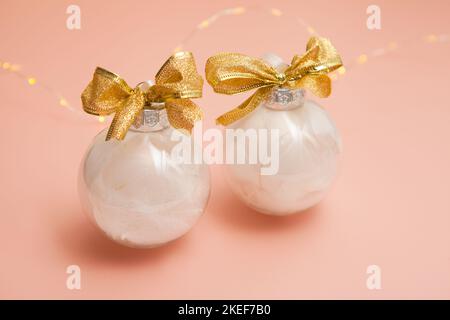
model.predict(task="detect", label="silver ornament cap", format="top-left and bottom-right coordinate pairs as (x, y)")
top-left (132, 80), bottom-right (170, 132)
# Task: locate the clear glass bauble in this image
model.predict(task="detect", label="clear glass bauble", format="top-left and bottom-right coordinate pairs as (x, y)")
top-left (78, 108), bottom-right (210, 248)
top-left (225, 88), bottom-right (341, 216)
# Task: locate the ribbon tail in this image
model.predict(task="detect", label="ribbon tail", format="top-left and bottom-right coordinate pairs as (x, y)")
top-left (165, 99), bottom-right (203, 134)
top-left (105, 91), bottom-right (145, 141)
top-left (297, 74), bottom-right (332, 98)
top-left (216, 87), bottom-right (272, 126)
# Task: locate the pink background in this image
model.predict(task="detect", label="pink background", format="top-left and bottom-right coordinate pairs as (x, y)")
top-left (1, 0), bottom-right (449, 299)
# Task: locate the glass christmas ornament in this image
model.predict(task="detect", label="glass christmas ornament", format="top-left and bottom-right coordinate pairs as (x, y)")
top-left (79, 81), bottom-right (210, 248)
top-left (224, 54), bottom-right (341, 216)
top-left (225, 87), bottom-right (341, 215)
top-left (205, 37), bottom-right (343, 216)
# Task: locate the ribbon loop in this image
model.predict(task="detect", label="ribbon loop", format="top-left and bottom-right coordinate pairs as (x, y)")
top-left (81, 52), bottom-right (203, 141)
top-left (285, 37), bottom-right (343, 81)
top-left (205, 53), bottom-right (281, 94)
top-left (206, 36), bottom-right (343, 126)
top-left (154, 51), bottom-right (203, 100)
top-left (81, 67), bottom-right (136, 116)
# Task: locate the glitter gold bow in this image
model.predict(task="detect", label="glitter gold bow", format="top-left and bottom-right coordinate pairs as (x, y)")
top-left (81, 51), bottom-right (203, 140)
top-left (205, 37), bottom-right (343, 125)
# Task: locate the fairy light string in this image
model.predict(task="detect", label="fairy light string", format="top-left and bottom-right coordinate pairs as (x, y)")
top-left (1, 61), bottom-right (69, 108)
top-left (1, 6), bottom-right (448, 122)
top-left (0, 59), bottom-right (96, 121)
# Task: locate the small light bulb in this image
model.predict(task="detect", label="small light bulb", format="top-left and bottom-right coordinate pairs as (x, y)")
top-left (426, 34), bottom-right (438, 43)
top-left (357, 54), bottom-right (368, 64)
top-left (270, 8), bottom-right (282, 16)
top-left (307, 26), bottom-right (316, 34)
top-left (388, 41), bottom-right (398, 50)
top-left (59, 98), bottom-right (68, 107)
top-left (198, 20), bottom-right (209, 29)
top-left (233, 7), bottom-right (245, 15)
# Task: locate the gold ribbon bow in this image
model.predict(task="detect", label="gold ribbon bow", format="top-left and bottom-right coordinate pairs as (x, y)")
top-left (81, 51), bottom-right (203, 140)
top-left (205, 37), bottom-right (343, 125)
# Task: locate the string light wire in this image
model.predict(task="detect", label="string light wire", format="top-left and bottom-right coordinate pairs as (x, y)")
top-left (1, 6), bottom-right (448, 122)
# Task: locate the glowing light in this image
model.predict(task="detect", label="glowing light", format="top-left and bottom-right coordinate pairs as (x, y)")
top-left (2, 62), bottom-right (11, 70)
top-left (173, 45), bottom-right (183, 53)
top-left (337, 66), bottom-right (346, 75)
top-left (59, 98), bottom-right (68, 107)
top-left (388, 41), bottom-right (398, 50)
top-left (307, 26), bottom-right (316, 34)
top-left (426, 34), bottom-right (438, 43)
top-left (329, 73), bottom-right (338, 81)
top-left (198, 20), bottom-right (210, 29)
top-left (98, 116), bottom-right (105, 123)
top-left (232, 7), bottom-right (245, 15)
top-left (27, 77), bottom-right (36, 85)
top-left (357, 54), bottom-right (368, 64)
top-left (270, 8), bottom-right (282, 16)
